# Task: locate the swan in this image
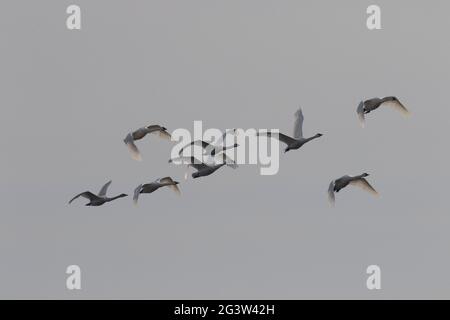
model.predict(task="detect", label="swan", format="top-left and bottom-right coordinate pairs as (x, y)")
top-left (357, 96), bottom-right (410, 127)
top-left (257, 108), bottom-right (323, 153)
top-left (124, 125), bottom-right (171, 161)
top-left (328, 173), bottom-right (379, 205)
top-left (69, 180), bottom-right (127, 206)
top-left (169, 155), bottom-right (228, 179)
top-left (133, 177), bottom-right (180, 204)
top-left (177, 129), bottom-right (239, 169)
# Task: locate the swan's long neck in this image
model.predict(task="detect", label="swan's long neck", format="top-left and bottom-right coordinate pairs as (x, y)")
top-left (305, 134), bottom-right (321, 142)
top-left (109, 194), bottom-right (125, 201)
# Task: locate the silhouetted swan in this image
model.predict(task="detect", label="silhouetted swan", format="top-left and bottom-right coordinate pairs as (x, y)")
top-left (169, 156), bottom-right (228, 179)
top-left (257, 108), bottom-right (323, 153)
top-left (178, 129), bottom-right (239, 169)
top-left (133, 177), bottom-right (180, 204)
top-left (357, 96), bottom-right (410, 127)
top-left (124, 125), bottom-right (171, 161)
top-left (328, 173), bottom-right (378, 205)
top-left (69, 180), bottom-right (127, 206)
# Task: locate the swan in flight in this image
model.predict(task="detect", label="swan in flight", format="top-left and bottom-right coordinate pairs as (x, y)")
top-left (69, 180), bottom-right (128, 206)
top-left (169, 155), bottom-right (229, 179)
top-left (328, 173), bottom-right (379, 206)
top-left (133, 177), bottom-right (180, 204)
top-left (357, 96), bottom-right (410, 127)
top-left (177, 129), bottom-right (239, 169)
top-left (124, 125), bottom-right (171, 161)
top-left (257, 108), bottom-right (323, 153)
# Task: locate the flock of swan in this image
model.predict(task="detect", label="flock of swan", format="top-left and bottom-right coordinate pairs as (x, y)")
top-left (69, 96), bottom-right (410, 207)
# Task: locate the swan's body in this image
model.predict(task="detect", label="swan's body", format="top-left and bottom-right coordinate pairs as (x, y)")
top-left (328, 173), bottom-right (378, 205)
top-left (124, 125), bottom-right (171, 161)
top-left (258, 108), bottom-right (323, 153)
top-left (178, 129), bottom-right (239, 168)
top-left (169, 156), bottom-right (227, 179)
top-left (357, 96), bottom-right (409, 127)
top-left (133, 177), bottom-right (180, 204)
top-left (69, 180), bottom-right (127, 206)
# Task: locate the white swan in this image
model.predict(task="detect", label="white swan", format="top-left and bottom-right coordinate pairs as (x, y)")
top-left (133, 177), bottom-right (180, 205)
top-left (169, 155), bottom-right (229, 179)
top-left (177, 129), bottom-right (239, 169)
top-left (328, 173), bottom-right (378, 206)
top-left (69, 180), bottom-right (127, 206)
top-left (124, 125), bottom-right (171, 161)
top-left (357, 96), bottom-right (410, 127)
top-left (258, 107), bottom-right (323, 153)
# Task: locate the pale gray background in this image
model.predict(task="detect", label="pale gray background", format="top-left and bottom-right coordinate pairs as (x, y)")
top-left (1, 0), bottom-right (449, 299)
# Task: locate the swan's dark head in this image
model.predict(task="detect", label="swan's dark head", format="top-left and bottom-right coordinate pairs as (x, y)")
top-left (362, 173), bottom-right (369, 177)
top-left (284, 147), bottom-right (291, 153)
top-left (192, 172), bottom-right (201, 179)
top-left (118, 193), bottom-right (128, 198)
top-left (173, 181), bottom-right (180, 185)
top-left (233, 143), bottom-right (239, 148)
top-left (315, 133), bottom-right (323, 138)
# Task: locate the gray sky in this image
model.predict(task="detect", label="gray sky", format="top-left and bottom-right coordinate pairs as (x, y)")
top-left (1, 0), bottom-right (450, 299)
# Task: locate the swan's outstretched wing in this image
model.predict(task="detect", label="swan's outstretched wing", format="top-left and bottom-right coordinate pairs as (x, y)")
top-left (293, 108), bottom-right (304, 139)
top-left (98, 180), bottom-right (112, 197)
top-left (356, 101), bottom-right (366, 128)
top-left (169, 183), bottom-right (181, 195)
top-left (277, 133), bottom-right (297, 145)
top-left (133, 184), bottom-right (143, 205)
top-left (159, 177), bottom-right (176, 184)
top-left (69, 191), bottom-right (99, 204)
top-left (381, 97), bottom-right (410, 116)
top-left (157, 129), bottom-right (172, 140)
top-left (350, 178), bottom-right (379, 196)
top-left (159, 177), bottom-right (181, 195)
top-left (145, 125), bottom-right (171, 140)
top-left (178, 140), bottom-right (214, 156)
top-left (257, 131), bottom-right (296, 146)
top-left (328, 181), bottom-right (336, 206)
top-left (124, 133), bottom-right (142, 161)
